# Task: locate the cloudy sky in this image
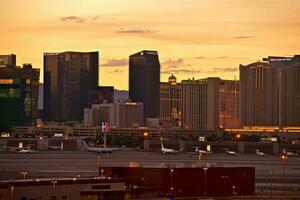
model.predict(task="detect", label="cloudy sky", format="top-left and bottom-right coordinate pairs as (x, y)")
top-left (1, 0), bottom-right (300, 90)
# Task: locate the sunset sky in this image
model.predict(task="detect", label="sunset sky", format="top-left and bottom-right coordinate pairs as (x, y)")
top-left (1, 0), bottom-right (300, 90)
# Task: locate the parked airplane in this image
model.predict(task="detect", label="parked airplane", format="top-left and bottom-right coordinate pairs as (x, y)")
top-left (2, 147), bottom-right (19, 152)
top-left (225, 149), bottom-right (238, 155)
top-left (255, 149), bottom-right (267, 156)
top-left (161, 141), bottom-right (182, 154)
top-left (82, 140), bottom-right (116, 153)
top-left (19, 148), bottom-right (38, 154)
top-left (283, 149), bottom-right (298, 156)
top-left (195, 147), bottom-right (210, 154)
top-left (18, 146), bottom-right (38, 154)
top-left (47, 145), bottom-right (62, 151)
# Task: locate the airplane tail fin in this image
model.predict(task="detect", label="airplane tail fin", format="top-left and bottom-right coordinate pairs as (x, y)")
top-left (82, 140), bottom-right (89, 150)
top-left (283, 148), bottom-right (286, 154)
top-left (161, 142), bottom-right (164, 149)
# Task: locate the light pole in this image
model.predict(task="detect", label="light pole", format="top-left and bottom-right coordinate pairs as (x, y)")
top-left (97, 153), bottom-right (101, 170)
top-left (280, 155), bottom-right (288, 194)
top-left (141, 177), bottom-right (147, 196)
top-left (51, 180), bottom-right (58, 193)
top-left (221, 175), bottom-right (228, 196)
top-left (10, 185), bottom-right (14, 200)
top-left (270, 170), bottom-right (273, 198)
top-left (170, 168), bottom-right (174, 192)
top-left (101, 169), bottom-right (104, 178)
top-left (203, 167), bottom-right (208, 196)
top-left (20, 171), bottom-right (28, 185)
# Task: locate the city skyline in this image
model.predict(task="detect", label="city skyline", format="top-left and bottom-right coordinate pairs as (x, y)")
top-left (1, 0), bottom-right (300, 90)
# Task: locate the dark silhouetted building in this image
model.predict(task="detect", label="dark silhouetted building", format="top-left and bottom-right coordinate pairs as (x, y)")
top-left (0, 54), bottom-right (16, 67)
top-left (0, 64), bottom-right (39, 133)
top-left (129, 50), bottom-right (160, 120)
top-left (88, 86), bottom-right (114, 106)
top-left (44, 51), bottom-right (99, 122)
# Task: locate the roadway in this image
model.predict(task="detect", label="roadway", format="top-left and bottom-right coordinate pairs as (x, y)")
top-left (0, 150), bottom-right (300, 196)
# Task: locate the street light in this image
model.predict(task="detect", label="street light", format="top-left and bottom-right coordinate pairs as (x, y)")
top-left (203, 167), bottom-right (208, 197)
top-left (221, 175), bottom-right (228, 196)
top-left (232, 185), bottom-right (237, 196)
top-left (20, 171), bottom-right (28, 185)
top-left (51, 180), bottom-right (58, 192)
top-left (10, 185), bottom-right (14, 200)
top-left (97, 153), bottom-right (101, 170)
top-left (101, 169), bottom-right (104, 177)
top-left (170, 168), bottom-right (174, 192)
top-left (141, 177), bottom-right (147, 195)
top-left (280, 155), bottom-right (288, 193)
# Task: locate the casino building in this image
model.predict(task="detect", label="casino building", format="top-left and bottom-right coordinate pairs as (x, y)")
top-left (0, 63), bottom-right (39, 135)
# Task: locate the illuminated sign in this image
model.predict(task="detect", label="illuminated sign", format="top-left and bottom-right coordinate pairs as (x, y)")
top-left (125, 102), bottom-right (137, 105)
top-left (0, 79), bottom-right (13, 84)
top-left (145, 51), bottom-right (157, 55)
top-left (269, 58), bottom-right (292, 62)
top-left (0, 132), bottom-right (10, 138)
top-left (26, 79), bottom-right (31, 85)
top-left (100, 122), bottom-right (110, 132)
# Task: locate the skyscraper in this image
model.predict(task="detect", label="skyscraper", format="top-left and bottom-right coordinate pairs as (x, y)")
top-left (44, 51), bottom-right (99, 121)
top-left (181, 77), bottom-right (239, 130)
top-left (160, 74), bottom-right (181, 127)
top-left (181, 78), bottom-right (208, 130)
top-left (240, 55), bottom-right (300, 127)
top-left (0, 54), bottom-right (16, 67)
top-left (239, 61), bottom-right (277, 126)
top-left (0, 63), bottom-right (39, 133)
top-left (219, 78), bottom-right (240, 129)
top-left (129, 50), bottom-right (160, 120)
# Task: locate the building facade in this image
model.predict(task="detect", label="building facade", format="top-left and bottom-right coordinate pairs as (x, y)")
top-left (160, 75), bottom-right (181, 127)
top-left (84, 103), bottom-right (115, 127)
top-left (0, 64), bottom-right (39, 133)
top-left (181, 78), bottom-right (208, 130)
top-left (181, 77), bottom-right (239, 131)
top-left (219, 78), bottom-right (240, 129)
top-left (116, 102), bottom-right (144, 128)
top-left (44, 51), bottom-right (99, 122)
top-left (240, 55), bottom-right (300, 127)
top-left (0, 54), bottom-right (16, 67)
top-left (84, 102), bottom-right (143, 128)
top-left (129, 50), bottom-right (160, 120)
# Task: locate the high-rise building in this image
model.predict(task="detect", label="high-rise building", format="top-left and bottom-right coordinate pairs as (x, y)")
top-left (129, 50), bottom-right (160, 120)
top-left (84, 102), bottom-right (143, 128)
top-left (181, 77), bottom-right (239, 130)
top-left (240, 55), bottom-right (300, 127)
top-left (116, 102), bottom-right (144, 128)
top-left (0, 64), bottom-right (39, 133)
top-left (160, 74), bottom-right (181, 127)
top-left (84, 103), bottom-right (115, 127)
top-left (88, 86), bottom-right (114, 106)
top-left (44, 51), bottom-right (99, 121)
top-left (239, 61), bottom-right (277, 126)
top-left (0, 54), bottom-right (16, 67)
top-left (219, 78), bottom-right (240, 129)
top-left (181, 78), bottom-right (208, 130)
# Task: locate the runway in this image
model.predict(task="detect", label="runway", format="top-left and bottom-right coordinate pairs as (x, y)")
top-left (1, 150), bottom-right (300, 194)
